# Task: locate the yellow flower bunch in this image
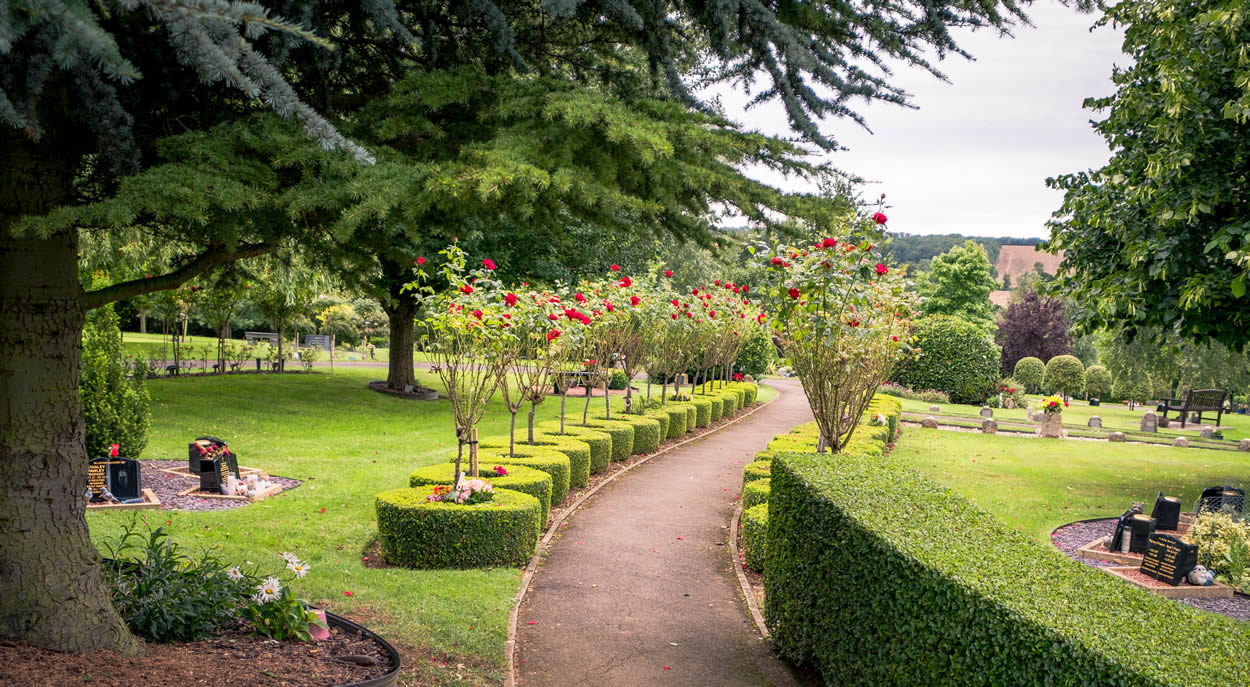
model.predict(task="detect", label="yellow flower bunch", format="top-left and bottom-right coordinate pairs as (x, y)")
top-left (1039, 395), bottom-right (1066, 414)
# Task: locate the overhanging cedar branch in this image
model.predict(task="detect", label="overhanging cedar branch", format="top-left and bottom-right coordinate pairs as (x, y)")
top-left (83, 241), bottom-right (275, 310)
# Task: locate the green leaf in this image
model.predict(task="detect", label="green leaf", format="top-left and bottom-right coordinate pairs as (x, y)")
top-left (1232, 274), bottom-right (1246, 298)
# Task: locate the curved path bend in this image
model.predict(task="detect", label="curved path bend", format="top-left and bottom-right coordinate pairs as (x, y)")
top-left (515, 379), bottom-right (813, 687)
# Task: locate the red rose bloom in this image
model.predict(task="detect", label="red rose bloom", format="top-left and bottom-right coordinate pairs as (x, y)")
top-left (606, 303), bottom-right (615, 312)
top-left (672, 313), bottom-right (678, 319)
top-left (505, 292), bottom-right (518, 307)
top-left (548, 313), bottom-right (559, 321)
top-left (472, 309), bottom-right (483, 320)
top-left (630, 295), bottom-right (640, 306)
top-left (788, 287), bottom-right (801, 299)
top-left (665, 270), bottom-right (673, 277)
top-left (875, 263), bottom-right (888, 275)
top-left (872, 212), bottom-right (887, 224)
top-left (770, 257), bottom-right (785, 266)
top-left (547, 329), bottom-right (561, 342)
top-left (575, 292), bottom-right (587, 303)
top-left (821, 238), bottom-right (837, 249)
top-left (709, 310), bottom-right (716, 318)
top-left (460, 284), bottom-right (473, 295)
top-left (618, 276), bottom-right (632, 288)
top-left (610, 264), bottom-right (620, 271)
top-left (417, 256), bottom-right (426, 266)
top-left (482, 258), bottom-right (496, 270)
top-left (757, 313), bottom-right (766, 323)
top-left (891, 335), bottom-right (899, 342)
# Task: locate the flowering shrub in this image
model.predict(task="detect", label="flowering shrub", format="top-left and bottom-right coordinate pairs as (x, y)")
top-left (1186, 512), bottom-right (1250, 593)
top-left (754, 212), bottom-right (915, 453)
top-left (1038, 395), bottom-right (1067, 414)
top-left (237, 552), bottom-right (326, 641)
top-left (492, 465), bottom-right (508, 477)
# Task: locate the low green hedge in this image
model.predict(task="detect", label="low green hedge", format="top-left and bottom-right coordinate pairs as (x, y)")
top-left (732, 382), bottom-right (757, 406)
top-left (580, 419), bottom-right (634, 462)
top-left (691, 398), bottom-right (712, 428)
top-left (535, 423), bottom-right (611, 474)
top-left (707, 396), bottom-right (723, 422)
top-left (742, 479), bottom-right (770, 510)
top-left (683, 404), bottom-right (696, 429)
top-left (721, 391), bottom-right (739, 415)
top-left (662, 405), bottom-right (688, 438)
top-left (521, 435), bottom-right (591, 490)
top-left (599, 413), bottom-right (661, 454)
top-left (645, 409), bottom-right (670, 440)
top-left (376, 485), bottom-right (541, 569)
top-left (476, 445), bottom-right (570, 505)
top-left (742, 460), bottom-right (770, 485)
top-left (408, 462), bottom-right (552, 526)
top-left (765, 452), bottom-right (1250, 686)
top-left (741, 503), bottom-right (768, 573)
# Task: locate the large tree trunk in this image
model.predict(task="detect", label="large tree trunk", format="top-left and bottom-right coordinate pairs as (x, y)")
top-left (1, 127), bottom-right (140, 654)
top-left (382, 287), bottom-right (417, 391)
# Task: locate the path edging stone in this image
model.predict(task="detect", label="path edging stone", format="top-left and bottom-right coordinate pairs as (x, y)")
top-left (505, 384), bottom-right (778, 687)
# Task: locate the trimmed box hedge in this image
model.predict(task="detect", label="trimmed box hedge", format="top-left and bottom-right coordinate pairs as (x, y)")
top-left (662, 405), bottom-right (688, 438)
top-left (376, 485), bottom-right (541, 569)
top-left (534, 423), bottom-right (611, 474)
top-left (683, 403), bottom-right (696, 429)
top-left (742, 459), bottom-right (771, 485)
top-left (521, 435), bottom-right (591, 490)
top-left (765, 451), bottom-right (1250, 686)
top-left (476, 445), bottom-right (570, 505)
top-left (645, 409), bottom-right (670, 440)
top-left (691, 398), bottom-right (712, 428)
top-left (598, 413), bottom-right (661, 454)
top-left (720, 391), bottom-right (738, 415)
top-left (580, 419), bottom-right (634, 462)
top-left (742, 479), bottom-right (770, 510)
top-left (732, 382), bottom-right (757, 406)
top-left (707, 396), bottom-right (723, 422)
top-left (741, 503), bottom-right (768, 572)
top-left (408, 462), bottom-right (552, 526)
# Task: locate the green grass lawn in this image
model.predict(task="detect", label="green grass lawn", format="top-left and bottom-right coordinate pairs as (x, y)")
top-left (87, 366), bottom-right (633, 686)
top-left (119, 331), bottom-right (398, 362)
top-left (895, 427), bottom-right (1250, 543)
top-left (892, 394), bottom-right (1249, 442)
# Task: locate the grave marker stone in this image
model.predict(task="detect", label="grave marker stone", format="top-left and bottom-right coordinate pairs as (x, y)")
top-left (921, 416), bottom-right (939, 429)
top-left (1087, 416), bottom-right (1102, 429)
top-left (1150, 493), bottom-right (1183, 531)
top-left (1239, 439), bottom-right (1250, 452)
top-left (1171, 437), bottom-right (1189, 448)
top-left (1200, 426), bottom-right (1215, 440)
top-left (980, 406), bottom-right (993, 418)
top-left (928, 405), bottom-right (941, 413)
top-left (1128, 513), bottom-right (1157, 554)
top-left (87, 459), bottom-right (108, 502)
top-left (1157, 416), bottom-right (1170, 429)
top-left (1109, 431), bottom-right (1126, 442)
top-left (1140, 411), bottom-right (1158, 433)
top-left (981, 419), bottom-right (997, 434)
top-left (87, 457), bottom-right (141, 501)
top-left (1140, 533), bottom-right (1199, 586)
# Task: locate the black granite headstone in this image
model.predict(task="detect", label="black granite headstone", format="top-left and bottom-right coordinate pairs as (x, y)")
top-left (1140, 533), bottom-right (1199, 586)
top-left (1109, 508), bottom-right (1136, 552)
top-left (199, 456), bottom-right (232, 493)
top-left (87, 458), bottom-right (141, 501)
top-left (1128, 514), bottom-right (1156, 554)
top-left (1198, 486), bottom-right (1245, 514)
top-left (1150, 493), bottom-right (1183, 531)
top-left (87, 459), bottom-right (109, 502)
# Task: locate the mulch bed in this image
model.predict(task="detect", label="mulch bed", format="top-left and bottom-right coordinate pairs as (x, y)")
top-left (0, 619), bottom-right (394, 687)
top-left (367, 381), bottom-right (439, 400)
top-left (137, 460), bottom-right (301, 512)
top-left (1052, 517), bottom-right (1250, 622)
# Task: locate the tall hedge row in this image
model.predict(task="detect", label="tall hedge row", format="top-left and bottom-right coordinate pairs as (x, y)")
top-left (764, 453), bottom-right (1250, 686)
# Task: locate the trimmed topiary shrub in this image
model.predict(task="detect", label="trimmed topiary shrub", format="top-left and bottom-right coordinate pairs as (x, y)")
top-left (684, 404), bottom-right (696, 429)
top-left (608, 369), bottom-right (630, 390)
top-left (1084, 364), bottom-right (1112, 399)
top-left (721, 391), bottom-right (739, 415)
top-left (600, 414), bottom-right (661, 455)
top-left (646, 409), bottom-right (670, 440)
top-left (580, 419), bottom-right (634, 462)
top-left (522, 435), bottom-right (591, 490)
top-left (409, 463), bottom-right (552, 526)
top-left (708, 396), bottom-right (723, 421)
top-left (892, 315), bottom-right (1001, 405)
top-left (765, 452), bottom-right (1250, 686)
top-left (376, 486), bottom-right (541, 569)
top-left (691, 398), bottom-right (712, 427)
top-left (663, 405), bottom-right (688, 438)
top-left (742, 460), bottom-right (771, 485)
top-left (476, 445), bottom-right (570, 505)
top-left (742, 503), bottom-right (768, 572)
top-left (734, 382), bottom-right (758, 406)
top-left (1013, 356), bottom-right (1045, 393)
top-left (1043, 354), bottom-right (1086, 399)
top-left (742, 479), bottom-right (770, 510)
top-left (535, 423), bottom-right (611, 474)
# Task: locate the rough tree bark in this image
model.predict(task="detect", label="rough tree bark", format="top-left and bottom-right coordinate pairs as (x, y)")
top-left (0, 129), bottom-right (141, 655)
top-left (383, 295), bottom-right (416, 390)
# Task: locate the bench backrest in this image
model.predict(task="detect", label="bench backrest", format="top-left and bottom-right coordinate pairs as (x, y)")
top-left (244, 331), bottom-right (280, 345)
top-left (1185, 388), bottom-right (1227, 410)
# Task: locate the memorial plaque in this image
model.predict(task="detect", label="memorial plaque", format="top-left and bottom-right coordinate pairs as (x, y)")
top-left (199, 456), bottom-right (228, 493)
top-left (1150, 493), bottom-right (1183, 531)
top-left (1128, 514), bottom-right (1156, 553)
top-left (1140, 533), bottom-right (1199, 586)
top-left (87, 459), bottom-right (108, 501)
top-left (87, 458), bottom-right (141, 501)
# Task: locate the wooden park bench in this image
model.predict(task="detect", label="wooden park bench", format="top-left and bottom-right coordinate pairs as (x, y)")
top-left (1160, 388), bottom-right (1227, 428)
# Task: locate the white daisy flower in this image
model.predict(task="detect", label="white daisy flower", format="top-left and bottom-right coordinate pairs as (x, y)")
top-left (254, 576), bottom-right (282, 603)
top-left (286, 560), bottom-right (309, 578)
top-left (226, 566), bottom-right (243, 581)
top-left (279, 551), bottom-right (299, 564)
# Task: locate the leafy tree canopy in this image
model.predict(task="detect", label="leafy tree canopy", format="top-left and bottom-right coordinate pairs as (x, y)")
top-left (995, 289), bottom-right (1071, 374)
top-left (1046, 0), bottom-right (1250, 350)
top-left (916, 239), bottom-right (999, 328)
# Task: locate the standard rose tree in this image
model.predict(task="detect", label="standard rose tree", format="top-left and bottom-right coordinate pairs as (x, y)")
top-left (754, 212), bottom-right (915, 453)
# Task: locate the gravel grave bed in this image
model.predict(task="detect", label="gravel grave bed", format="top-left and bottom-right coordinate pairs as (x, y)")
top-left (138, 460), bottom-right (301, 511)
top-left (0, 618), bottom-right (393, 686)
top-left (1052, 518), bottom-right (1250, 622)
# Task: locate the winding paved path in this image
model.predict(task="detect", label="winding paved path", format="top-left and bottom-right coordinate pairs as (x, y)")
top-left (515, 379), bottom-right (814, 687)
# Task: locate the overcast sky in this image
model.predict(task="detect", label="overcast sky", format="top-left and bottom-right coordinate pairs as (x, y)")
top-left (715, 3), bottom-right (1125, 239)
